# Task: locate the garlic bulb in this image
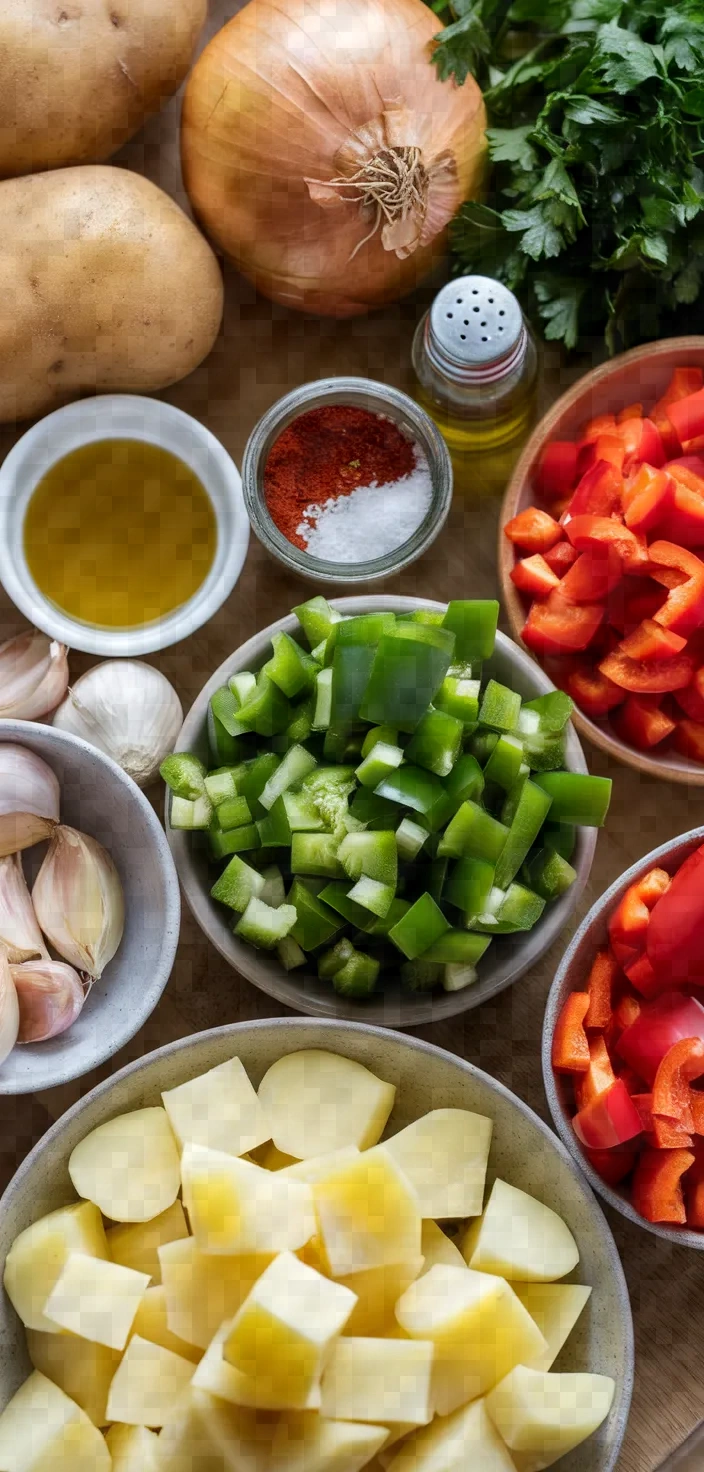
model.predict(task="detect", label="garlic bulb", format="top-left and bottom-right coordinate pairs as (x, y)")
top-left (52, 661), bottom-right (183, 788)
top-left (0, 853), bottom-right (48, 963)
top-left (0, 950), bottom-right (19, 1067)
top-left (12, 960), bottom-right (85, 1043)
top-left (0, 745), bottom-right (61, 857)
top-left (32, 825), bottom-right (125, 980)
top-left (0, 631), bottom-right (69, 721)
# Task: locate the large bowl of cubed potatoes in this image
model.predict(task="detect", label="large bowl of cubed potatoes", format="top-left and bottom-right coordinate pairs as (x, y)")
top-left (0, 1019), bottom-right (632, 1470)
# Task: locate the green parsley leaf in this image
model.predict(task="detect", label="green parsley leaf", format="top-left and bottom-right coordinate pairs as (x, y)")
top-left (486, 126), bottom-right (538, 170)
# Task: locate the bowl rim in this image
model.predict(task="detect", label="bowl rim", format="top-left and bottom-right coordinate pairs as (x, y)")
top-left (0, 717), bottom-right (181, 1094)
top-left (0, 394), bottom-right (250, 657)
top-left (167, 594), bottom-right (597, 1026)
top-left (0, 1012), bottom-right (635, 1472)
top-left (498, 335), bottom-right (704, 787)
top-left (543, 823), bottom-right (704, 1248)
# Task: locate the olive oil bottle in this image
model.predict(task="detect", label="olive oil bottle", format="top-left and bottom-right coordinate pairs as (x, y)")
top-left (412, 276), bottom-right (537, 497)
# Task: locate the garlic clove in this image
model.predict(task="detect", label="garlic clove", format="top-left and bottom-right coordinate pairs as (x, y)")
top-left (0, 949), bottom-right (20, 1067)
top-left (0, 631), bottom-right (69, 721)
top-left (31, 825), bottom-right (124, 980)
top-left (52, 661), bottom-right (183, 788)
top-left (0, 853), bottom-right (49, 963)
top-left (11, 960), bottom-right (85, 1043)
top-left (0, 745), bottom-right (61, 857)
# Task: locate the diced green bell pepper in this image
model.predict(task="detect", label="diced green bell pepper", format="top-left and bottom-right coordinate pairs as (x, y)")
top-left (433, 675), bottom-right (480, 725)
top-left (331, 643), bottom-right (380, 727)
top-left (312, 668), bottom-right (333, 731)
top-left (255, 796), bottom-right (292, 847)
top-left (522, 690), bottom-right (573, 733)
top-left (318, 881), bottom-right (376, 931)
top-left (389, 892), bottom-right (450, 960)
top-left (229, 672), bottom-right (257, 706)
top-left (444, 856), bottom-right (495, 918)
top-left (210, 684), bottom-right (248, 739)
top-left (478, 679), bottom-right (522, 735)
top-left (442, 754), bottom-right (484, 813)
top-left (293, 596), bottom-right (342, 649)
top-left (207, 707), bottom-right (242, 766)
top-left (234, 897), bottom-right (297, 949)
top-left (338, 831), bottom-right (397, 888)
top-left (290, 832), bottom-right (343, 878)
top-left (398, 610), bottom-right (445, 626)
top-left (277, 936), bottom-right (306, 971)
top-left (438, 801), bottom-right (509, 862)
top-left (360, 625), bottom-right (454, 732)
top-left (470, 731), bottom-right (499, 765)
top-left (494, 779), bottom-right (552, 889)
top-left (427, 856), bottom-right (449, 903)
top-left (442, 600), bottom-right (499, 662)
top-left (259, 865), bottom-right (286, 907)
top-left (303, 767), bottom-right (358, 834)
top-left (281, 791), bottom-right (327, 832)
top-left (210, 855), bottom-right (265, 911)
top-left (363, 897), bottom-right (411, 939)
top-left (161, 753), bottom-right (207, 801)
top-left (204, 769), bottom-right (238, 807)
top-left (318, 938), bottom-right (356, 981)
top-left (263, 631), bottom-right (318, 699)
top-left (236, 674), bottom-right (290, 737)
top-left (346, 876), bottom-right (395, 918)
top-left (543, 822), bottom-right (577, 861)
top-left (533, 772), bottom-right (612, 827)
top-left (526, 847), bottom-right (577, 902)
top-left (443, 962), bottom-right (480, 992)
top-left (170, 794), bottom-right (212, 830)
top-left (483, 735), bottom-right (525, 791)
top-left (235, 752), bottom-right (281, 820)
top-left (500, 766), bottom-right (531, 827)
top-left (288, 879), bottom-right (344, 951)
top-left (332, 950), bottom-right (380, 998)
top-left (405, 709), bottom-right (463, 778)
top-left (275, 694), bottom-right (315, 751)
top-left (216, 796), bottom-right (252, 831)
top-left (400, 959), bottom-right (444, 992)
top-left (521, 731), bottom-right (566, 773)
top-left (423, 929), bottom-right (492, 964)
top-left (375, 765), bottom-right (451, 831)
top-left (470, 882), bottom-right (545, 934)
top-left (361, 725), bottom-right (399, 757)
top-left (349, 788), bottom-right (400, 829)
top-left (259, 744), bottom-right (318, 811)
top-left (208, 823), bottom-right (259, 859)
top-left (326, 611), bottom-right (396, 663)
top-left (355, 741), bottom-right (404, 789)
top-left (395, 817), bottom-right (427, 863)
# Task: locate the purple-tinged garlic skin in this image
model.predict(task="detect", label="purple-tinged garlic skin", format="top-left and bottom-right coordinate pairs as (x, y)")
top-left (12, 960), bottom-right (85, 1043)
top-left (0, 745), bottom-right (60, 857)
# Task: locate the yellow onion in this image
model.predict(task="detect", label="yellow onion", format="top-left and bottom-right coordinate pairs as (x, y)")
top-left (181, 0), bottom-right (486, 317)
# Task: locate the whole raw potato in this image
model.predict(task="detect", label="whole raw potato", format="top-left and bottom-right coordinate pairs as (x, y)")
top-left (0, 0), bottom-right (207, 178)
top-left (0, 166), bottom-right (224, 423)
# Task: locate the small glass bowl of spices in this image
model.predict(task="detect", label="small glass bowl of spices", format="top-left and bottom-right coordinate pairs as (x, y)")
top-left (242, 378), bottom-right (452, 583)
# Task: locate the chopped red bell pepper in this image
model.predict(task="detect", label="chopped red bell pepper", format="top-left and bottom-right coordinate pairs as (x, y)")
top-left (607, 579), bottom-right (667, 634)
top-left (552, 992), bottom-right (591, 1073)
top-left (663, 366), bottom-right (704, 401)
top-left (632, 1147), bottom-right (695, 1224)
top-left (631, 1094), bottom-right (693, 1149)
top-left (666, 463), bottom-right (704, 496)
top-left (667, 454), bottom-right (704, 478)
top-left (563, 461), bottom-right (623, 522)
top-left (535, 441), bottom-right (579, 501)
top-left (559, 546), bottom-right (623, 604)
top-left (614, 994), bottom-right (642, 1034)
top-left (585, 1146), bottom-right (638, 1187)
top-left (617, 402), bottom-right (643, 423)
top-left (564, 662), bottom-right (624, 719)
top-left (674, 717), bottom-right (704, 763)
top-left (572, 1078), bottom-right (643, 1149)
top-left (615, 1064), bottom-right (646, 1095)
top-left (622, 465), bottom-right (673, 534)
top-left (665, 387), bottom-right (704, 447)
top-left (675, 667), bottom-right (704, 722)
top-left (618, 990), bottom-right (704, 1085)
top-left (511, 554), bottom-right (561, 597)
top-left (659, 480), bottom-right (704, 550)
top-left (522, 594), bottom-right (605, 656)
top-left (544, 541), bottom-right (579, 576)
top-left (624, 952), bottom-right (662, 998)
top-left (608, 868), bottom-right (671, 970)
top-left (598, 649), bottom-right (694, 694)
top-left (652, 1038), bottom-right (704, 1131)
top-left (584, 949), bottom-right (619, 1031)
top-left (574, 1034), bottom-right (617, 1111)
top-left (580, 413), bottom-right (618, 442)
top-left (686, 1147), bottom-right (704, 1228)
top-left (647, 844), bottom-right (704, 986)
top-left (577, 434), bottom-right (626, 478)
top-left (617, 416), bottom-right (665, 471)
top-left (566, 515), bottom-right (646, 572)
top-left (611, 696), bottom-right (676, 750)
top-left (505, 508), bottom-right (563, 553)
top-left (618, 618), bottom-right (687, 661)
top-left (648, 541), bottom-right (704, 637)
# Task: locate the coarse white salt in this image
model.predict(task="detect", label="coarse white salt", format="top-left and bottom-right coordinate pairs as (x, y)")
top-left (297, 447), bottom-right (433, 563)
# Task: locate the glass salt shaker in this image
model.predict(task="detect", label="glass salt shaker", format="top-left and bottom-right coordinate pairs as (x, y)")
top-left (411, 275), bottom-right (538, 496)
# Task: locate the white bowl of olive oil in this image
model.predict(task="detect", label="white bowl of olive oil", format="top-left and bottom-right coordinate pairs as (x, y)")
top-left (0, 396), bottom-right (249, 656)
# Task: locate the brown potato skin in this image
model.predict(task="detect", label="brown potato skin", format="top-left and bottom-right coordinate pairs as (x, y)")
top-left (0, 0), bottom-right (207, 178)
top-left (0, 165), bottom-right (224, 423)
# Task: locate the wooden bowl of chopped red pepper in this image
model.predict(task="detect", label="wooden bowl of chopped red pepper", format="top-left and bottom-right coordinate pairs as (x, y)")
top-left (499, 337), bottom-right (704, 784)
top-left (543, 826), bottom-right (704, 1246)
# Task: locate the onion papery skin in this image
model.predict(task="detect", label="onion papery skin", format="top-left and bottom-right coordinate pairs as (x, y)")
top-left (181, 0), bottom-right (486, 317)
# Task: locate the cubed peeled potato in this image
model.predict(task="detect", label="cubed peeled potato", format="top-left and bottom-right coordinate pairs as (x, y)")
top-left (182, 1143), bottom-right (315, 1255)
top-left (26, 1327), bottom-right (121, 1426)
top-left (396, 1263), bottom-right (548, 1415)
top-left (320, 1337), bottom-right (434, 1426)
top-left (44, 1251), bottom-right (150, 1351)
top-left (419, 1221), bottom-right (467, 1277)
top-left (282, 1147), bottom-right (361, 1184)
top-left (514, 1284), bottom-right (592, 1371)
top-left (0, 1370), bottom-right (110, 1472)
top-left (258, 1050), bottom-right (395, 1159)
top-left (105, 1423), bottom-right (159, 1470)
top-left (337, 1259), bottom-right (424, 1337)
top-left (132, 1285), bottom-right (202, 1363)
top-left (461, 1179), bottom-right (580, 1282)
top-left (157, 1389), bottom-right (271, 1471)
top-left (106, 1333), bottom-right (196, 1427)
top-left (193, 1319), bottom-right (322, 1411)
top-left (68, 1108), bottom-right (181, 1223)
top-left (269, 1412), bottom-right (390, 1472)
top-left (222, 1251), bottom-right (357, 1409)
top-left (383, 1110), bottom-right (492, 1219)
top-left (162, 1056), bottom-right (271, 1158)
top-left (4, 1202), bottom-right (108, 1332)
top-left (485, 1365), bottom-right (616, 1471)
top-left (314, 1146), bottom-right (422, 1278)
top-left (107, 1200), bottom-right (189, 1281)
top-left (158, 1236), bottom-right (274, 1350)
top-left (386, 1396), bottom-right (516, 1471)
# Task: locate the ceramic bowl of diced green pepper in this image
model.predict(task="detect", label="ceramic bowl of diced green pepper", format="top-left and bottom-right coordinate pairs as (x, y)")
top-left (163, 596), bottom-right (611, 1025)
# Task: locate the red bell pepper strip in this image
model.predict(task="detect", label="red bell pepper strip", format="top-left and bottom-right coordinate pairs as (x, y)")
top-left (510, 554), bottom-right (561, 597)
top-left (617, 416), bottom-right (665, 471)
top-left (607, 579), bottom-right (667, 634)
top-left (675, 667), bottom-right (704, 722)
top-left (674, 717), bottom-right (704, 763)
top-left (574, 1034), bottom-right (617, 1111)
top-left (665, 387), bottom-right (704, 446)
top-left (659, 483), bottom-right (704, 550)
top-left (608, 868), bottom-right (671, 969)
top-left (618, 618), bottom-right (687, 660)
top-left (598, 649), bottom-right (694, 694)
top-left (552, 992), bottom-right (591, 1073)
top-left (580, 413), bottom-right (617, 442)
top-left (572, 1078), bottom-right (643, 1149)
top-left (631, 1094), bottom-right (693, 1149)
top-left (652, 1038), bottom-right (704, 1132)
top-left (504, 508), bottom-right (562, 553)
top-left (577, 434), bottom-right (626, 478)
top-left (584, 948), bottom-right (619, 1031)
top-left (622, 465), bottom-right (673, 534)
top-left (565, 515), bottom-right (646, 572)
top-left (649, 565), bottom-right (688, 590)
top-left (632, 1147), bottom-right (695, 1224)
top-left (544, 541), bottom-right (579, 576)
top-left (686, 1147), bottom-right (704, 1228)
top-left (564, 663), bottom-right (624, 719)
top-left (663, 367), bottom-right (704, 400)
top-left (667, 454), bottom-right (704, 478)
top-left (665, 463), bottom-right (704, 496)
top-left (522, 595), bottom-right (605, 656)
top-left (559, 545), bottom-right (623, 605)
top-left (614, 994), bottom-right (642, 1034)
top-left (535, 441), bottom-right (579, 501)
top-left (624, 952), bottom-right (662, 998)
top-left (612, 696), bottom-right (676, 750)
top-left (617, 990), bottom-right (704, 1085)
top-left (585, 1146), bottom-right (638, 1187)
top-left (563, 462), bottom-right (624, 522)
top-left (617, 402), bottom-right (643, 423)
top-left (647, 843), bottom-right (704, 985)
top-left (648, 541), bottom-right (704, 637)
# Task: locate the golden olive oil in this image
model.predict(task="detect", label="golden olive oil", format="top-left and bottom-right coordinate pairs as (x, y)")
top-left (24, 439), bottom-right (217, 629)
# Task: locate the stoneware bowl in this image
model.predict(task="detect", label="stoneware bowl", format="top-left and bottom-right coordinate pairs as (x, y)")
top-left (0, 1017), bottom-right (634, 1469)
top-left (500, 336), bottom-right (704, 786)
top-left (0, 720), bottom-right (180, 1094)
top-left (167, 595), bottom-right (597, 1027)
top-left (543, 825), bottom-right (704, 1248)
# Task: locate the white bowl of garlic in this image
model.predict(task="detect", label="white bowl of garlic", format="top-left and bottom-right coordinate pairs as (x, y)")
top-left (0, 721), bottom-right (180, 1094)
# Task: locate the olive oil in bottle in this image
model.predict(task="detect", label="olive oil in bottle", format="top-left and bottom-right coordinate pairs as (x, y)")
top-left (24, 439), bottom-right (217, 629)
top-left (412, 276), bottom-right (537, 496)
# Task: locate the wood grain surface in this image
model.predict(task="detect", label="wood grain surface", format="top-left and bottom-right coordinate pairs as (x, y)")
top-left (0, 5), bottom-right (701, 1467)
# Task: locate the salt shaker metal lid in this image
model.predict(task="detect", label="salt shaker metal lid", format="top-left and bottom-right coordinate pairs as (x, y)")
top-left (426, 276), bottom-right (527, 381)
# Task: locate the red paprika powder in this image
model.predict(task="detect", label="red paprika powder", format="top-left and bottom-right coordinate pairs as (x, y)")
top-left (263, 405), bottom-right (416, 549)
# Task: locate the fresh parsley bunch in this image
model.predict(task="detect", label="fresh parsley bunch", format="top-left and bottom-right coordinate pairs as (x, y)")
top-left (430, 0), bottom-right (704, 352)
